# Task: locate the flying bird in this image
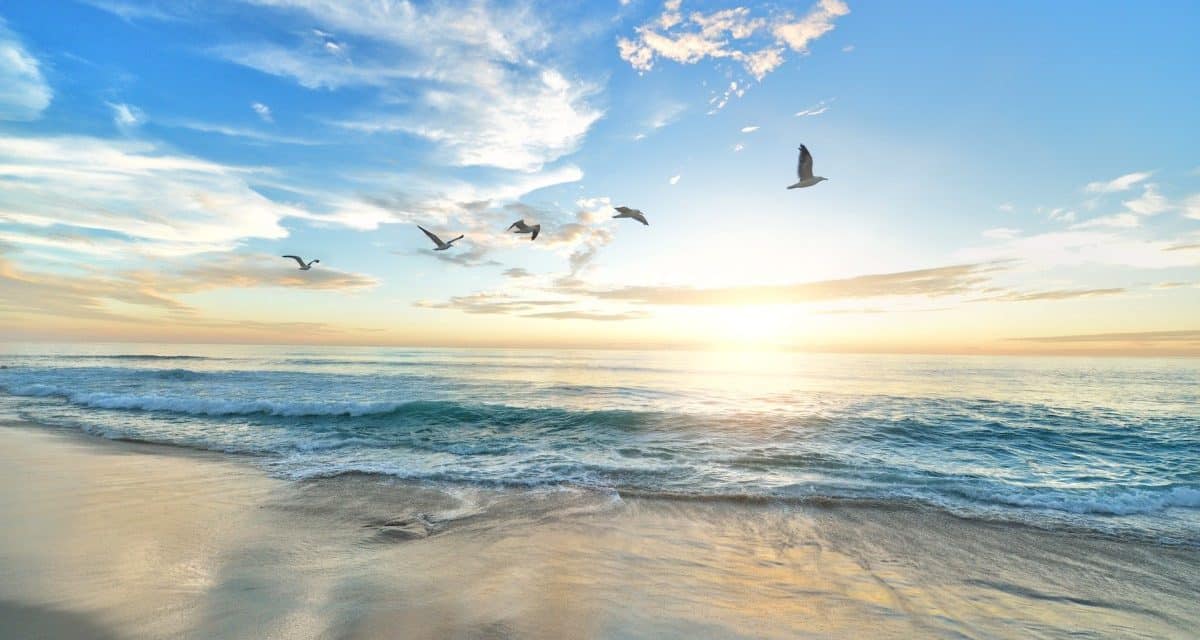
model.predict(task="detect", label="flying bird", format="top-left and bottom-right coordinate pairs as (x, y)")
top-left (613, 206), bottom-right (649, 226)
top-left (282, 255), bottom-right (319, 270)
top-left (507, 219), bottom-right (541, 240)
top-left (418, 225), bottom-right (463, 251)
top-left (787, 144), bottom-right (828, 189)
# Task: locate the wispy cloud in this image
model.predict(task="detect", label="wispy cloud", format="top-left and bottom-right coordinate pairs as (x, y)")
top-left (982, 227), bottom-right (1020, 239)
top-left (251, 101), bottom-right (272, 122)
top-left (201, 2), bottom-right (603, 172)
top-left (1010, 330), bottom-right (1200, 344)
top-left (107, 101), bottom-right (145, 129)
top-left (669, 174), bottom-right (681, 185)
top-left (617, 0), bottom-right (848, 89)
top-left (0, 133), bottom-right (299, 256)
top-left (583, 263), bottom-right (1000, 306)
top-left (740, 125), bottom-right (759, 133)
top-left (0, 19), bottom-right (52, 121)
top-left (1084, 171), bottom-right (1152, 194)
top-left (794, 98), bottom-right (833, 117)
top-left (170, 120), bottom-right (321, 145)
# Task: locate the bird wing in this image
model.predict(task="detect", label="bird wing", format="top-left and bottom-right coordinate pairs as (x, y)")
top-left (798, 145), bottom-right (814, 180)
top-left (507, 220), bottom-right (523, 231)
top-left (530, 225), bottom-right (540, 240)
top-left (614, 206), bottom-right (632, 215)
top-left (633, 212), bottom-right (648, 225)
top-left (282, 255), bottom-right (306, 267)
top-left (448, 234), bottom-right (464, 245)
top-left (417, 225), bottom-right (444, 247)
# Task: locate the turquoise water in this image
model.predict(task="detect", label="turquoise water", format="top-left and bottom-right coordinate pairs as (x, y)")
top-left (2, 345), bottom-right (1198, 545)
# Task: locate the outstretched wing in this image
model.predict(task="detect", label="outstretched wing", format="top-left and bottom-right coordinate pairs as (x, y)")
top-left (614, 206), bottom-right (632, 215)
top-left (448, 234), bottom-right (464, 245)
top-left (632, 212), bottom-right (648, 225)
top-left (281, 255), bottom-right (306, 267)
top-left (507, 220), bottom-right (523, 231)
top-left (417, 225), bottom-right (443, 247)
top-left (530, 225), bottom-right (540, 240)
top-left (798, 145), bottom-right (814, 181)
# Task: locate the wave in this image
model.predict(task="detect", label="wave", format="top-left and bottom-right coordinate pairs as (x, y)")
top-left (951, 484), bottom-right (1200, 516)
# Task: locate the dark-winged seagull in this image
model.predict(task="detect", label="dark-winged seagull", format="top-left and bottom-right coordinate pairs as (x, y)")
top-left (282, 255), bottom-right (319, 270)
top-left (506, 219), bottom-right (541, 240)
top-left (787, 144), bottom-right (828, 189)
top-left (613, 206), bottom-right (649, 226)
top-left (418, 225), bottom-right (463, 251)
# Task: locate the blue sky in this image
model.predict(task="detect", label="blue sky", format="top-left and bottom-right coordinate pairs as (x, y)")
top-left (1, 1), bottom-right (1198, 353)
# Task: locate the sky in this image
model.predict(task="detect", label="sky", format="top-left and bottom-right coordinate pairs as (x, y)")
top-left (1, 0), bottom-right (1198, 355)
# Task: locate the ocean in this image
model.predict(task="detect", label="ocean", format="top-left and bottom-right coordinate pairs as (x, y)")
top-left (2, 344), bottom-right (1198, 547)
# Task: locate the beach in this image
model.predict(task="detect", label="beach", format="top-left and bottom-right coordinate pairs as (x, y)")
top-left (3, 422), bottom-right (1198, 639)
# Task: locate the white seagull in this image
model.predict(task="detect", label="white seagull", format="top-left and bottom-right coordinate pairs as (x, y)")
top-left (507, 219), bottom-right (541, 240)
top-left (282, 255), bottom-right (319, 270)
top-left (613, 206), bottom-right (649, 226)
top-left (787, 144), bottom-right (828, 189)
top-left (418, 225), bottom-right (463, 251)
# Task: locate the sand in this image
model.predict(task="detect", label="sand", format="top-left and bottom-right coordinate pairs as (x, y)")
top-left (1, 422), bottom-right (1197, 639)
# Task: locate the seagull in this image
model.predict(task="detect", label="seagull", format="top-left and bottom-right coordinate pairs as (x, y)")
top-left (787, 144), bottom-right (828, 189)
top-left (506, 219), bottom-right (541, 240)
top-left (418, 225), bottom-right (463, 251)
top-left (282, 255), bottom-right (319, 270)
top-left (613, 206), bottom-right (649, 226)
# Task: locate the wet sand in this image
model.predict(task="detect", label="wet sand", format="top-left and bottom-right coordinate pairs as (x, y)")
top-left (1, 422), bottom-right (1197, 639)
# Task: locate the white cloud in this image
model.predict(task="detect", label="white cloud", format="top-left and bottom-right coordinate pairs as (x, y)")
top-left (841, 44), bottom-right (854, 52)
top-left (1072, 213), bottom-right (1139, 229)
top-left (1184, 194), bottom-right (1200, 220)
top-left (251, 101), bottom-right (272, 122)
top-left (669, 174), bottom-right (681, 185)
top-left (795, 98), bottom-right (833, 117)
top-left (0, 133), bottom-right (299, 256)
top-left (1122, 183), bottom-right (1169, 216)
top-left (107, 102), bottom-right (145, 129)
top-left (772, 0), bottom-right (850, 52)
top-left (959, 230), bottom-right (1200, 270)
top-left (740, 125), bottom-right (759, 133)
top-left (1085, 171), bottom-right (1152, 194)
top-left (617, 0), bottom-right (848, 87)
top-left (0, 20), bottom-right (52, 121)
top-left (996, 203), bottom-right (1014, 212)
top-left (982, 227), bottom-right (1020, 239)
top-left (733, 143), bottom-right (744, 152)
top-left (211, 1), bottom-right (602, 172)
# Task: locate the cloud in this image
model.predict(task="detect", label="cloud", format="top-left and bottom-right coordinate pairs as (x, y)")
top-left (251, 101), bottom-right (273, 122)
top-left (209, 1), bottom-right (603, 172)
top-left (958, 230), bottom-right (1200, 270)
top-left (740, 125), bottom-right (759, 133)
top-left (583, 263), bottom-right (999, 306)
top-left (524, 309), bottom-right (648, 321)
top-left (794, 99), bottom-right (832, 116)
top-left (0, 19), bottom-right (52, 121)
top-left (1072, 213), bottom-right (1139, 229)
top-left (841, 44), bottom-right (854, 52)
top-left (169, 120), bottom-right (321, 145)
top-left (414, 291), bottom-right (645, 322)
top-left (1122, 184), bottom-right (1170, 216)
top-left (1009, 330), bottom-right (1200, 344)
top-left (997, 203), bottom-right (1014, 212)
top-left (0, 133), bottom-right (301, 256)
top-left (1185, 195), bottom-right (1200, 220)
top-left (502, 267), bottom-right (532, 278)
top-left (0, 251), bottom-right (376, 326)
top-left (107, 102), bottom-right (145, 129)
top-left (617, 0), bottom-right (848, 86)
top-left (982, 227), bottom-right (1020, 239)
top-left (1084, 171), bottom-right (1152, 194)
top-left (772, 0), bottom-right (850, 52)
top-left (732, 143), bottom-right (744, 152)
top-left (669, 174), bottom-right (681, 185)
top-left (978, 287), bottom-right (1126, 302)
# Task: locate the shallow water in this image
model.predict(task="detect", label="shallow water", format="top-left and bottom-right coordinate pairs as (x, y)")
top-left (1, 344), bottom-right (1198, 545)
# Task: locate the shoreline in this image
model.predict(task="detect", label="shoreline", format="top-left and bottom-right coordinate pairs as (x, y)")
top-left (2, 421), bottom-right (1198, 639)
